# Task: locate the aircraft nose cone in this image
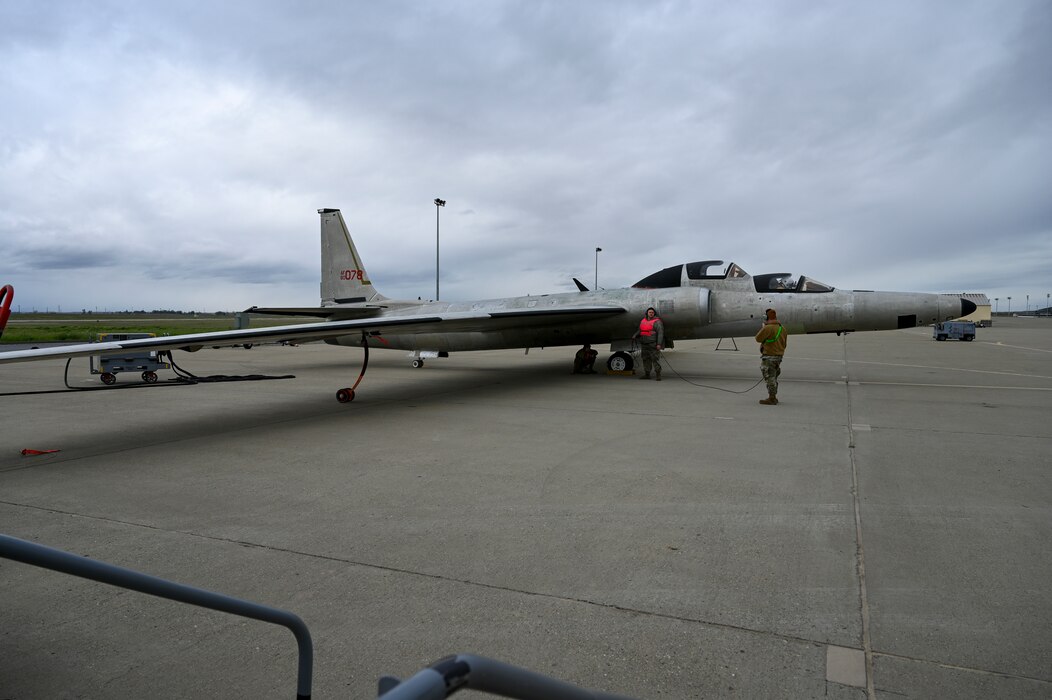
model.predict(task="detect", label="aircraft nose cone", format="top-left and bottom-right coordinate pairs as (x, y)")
top-left (937, 294), bottom-right (973, 321)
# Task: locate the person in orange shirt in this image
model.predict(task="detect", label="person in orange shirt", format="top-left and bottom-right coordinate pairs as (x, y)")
top-left (633, 307), bottom-right (664, 380)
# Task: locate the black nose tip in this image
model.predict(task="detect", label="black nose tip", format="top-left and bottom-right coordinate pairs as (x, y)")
top-left (961, 298), bottom-right (977, 316)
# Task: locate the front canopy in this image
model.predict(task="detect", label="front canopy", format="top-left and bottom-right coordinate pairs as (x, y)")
top-left (632, 261), bottom-right (748, 288)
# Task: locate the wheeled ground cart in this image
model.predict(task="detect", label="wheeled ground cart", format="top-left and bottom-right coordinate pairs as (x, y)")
top-left (89, 333), bottom-right (171, 384)
top-left (932, 321), bottom-right (976, 341)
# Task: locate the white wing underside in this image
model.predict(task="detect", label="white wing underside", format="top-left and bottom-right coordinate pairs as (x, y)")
top-left (0, 305), bottom-right (626, 364)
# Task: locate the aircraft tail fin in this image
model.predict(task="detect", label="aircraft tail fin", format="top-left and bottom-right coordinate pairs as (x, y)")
top-left (319, 208), bottom-right (388, 305)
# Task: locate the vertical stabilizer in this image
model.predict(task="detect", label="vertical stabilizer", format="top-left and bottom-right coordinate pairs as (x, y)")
top-left (319, 209), bottom-right (387, 305)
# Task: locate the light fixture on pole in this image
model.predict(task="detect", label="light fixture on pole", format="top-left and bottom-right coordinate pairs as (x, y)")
top-left (594, 247), bottom-right (602, 290)
top-left (434, 198), bottom-right (446, 301)
top-left (994, 298), bottom-right (999, 313)
top-left (1026, 294), bottom-right (1029, 313)
top-left (1007, 296), bottom-right (1012, 314)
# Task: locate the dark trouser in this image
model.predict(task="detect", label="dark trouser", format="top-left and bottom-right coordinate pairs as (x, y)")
top-left (761, 355), bottom-right (782, 395)
top-left (641, 343), bottom-right (661, 376)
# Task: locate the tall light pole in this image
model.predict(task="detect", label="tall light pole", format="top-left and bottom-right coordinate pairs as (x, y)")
top-left (594, 247), bottom-right (602, 290)
top-left (1026, 294), bottom-right (1029, 313)
top-left (434, 198), bottom-right (446, 301)
top-left (994, 297), bottom-right (999, 313)
top-left (1046, 293), bottom-right (1049, 316)
top-left (1007, 296), bottom-right (1012, 314)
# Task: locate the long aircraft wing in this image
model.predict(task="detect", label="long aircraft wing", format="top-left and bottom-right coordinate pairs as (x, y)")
top-left (244, 305), bottom-right (387, 319)
top-left (0, 305), bottom-right (627, 364)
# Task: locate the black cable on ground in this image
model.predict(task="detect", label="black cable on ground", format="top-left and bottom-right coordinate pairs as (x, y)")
top-left (657, 354), bottom-right (766, 394)
top-left (165, 352), bottom-right (295, 384)
top-left (0, 352), bottom-right (295, 397)
top-left (1, 360), bottom-right (191, 396)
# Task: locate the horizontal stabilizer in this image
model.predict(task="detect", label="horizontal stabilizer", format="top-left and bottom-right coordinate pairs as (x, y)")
top-left (246, 306), bottom-right (384, 319)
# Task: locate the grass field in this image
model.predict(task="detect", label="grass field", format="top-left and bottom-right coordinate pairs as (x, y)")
top-left (1, 314), bottom-right (295, 343)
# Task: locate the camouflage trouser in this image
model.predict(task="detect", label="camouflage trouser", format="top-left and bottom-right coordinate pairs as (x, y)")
top-left (640, 343), bottom-right (661, 376)
top-left (761, 355), bottom-right (782, 395)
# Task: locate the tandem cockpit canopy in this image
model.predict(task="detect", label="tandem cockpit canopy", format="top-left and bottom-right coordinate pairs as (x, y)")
top-left (632, 261), bottom-right (749, 288)
top-left (752, 273), bottom-right (835, 293)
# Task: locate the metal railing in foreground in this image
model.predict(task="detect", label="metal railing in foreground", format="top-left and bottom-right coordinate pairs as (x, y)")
top-left (0, 533), bottom-right (313, 699)
top-left (377, 653), bottom-right (639, 699)
top-left (2, 533), bottom-right (640, 699)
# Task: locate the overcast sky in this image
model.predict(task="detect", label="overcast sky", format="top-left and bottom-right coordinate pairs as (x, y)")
top-left (2, 1), bottom-right (1049, 313)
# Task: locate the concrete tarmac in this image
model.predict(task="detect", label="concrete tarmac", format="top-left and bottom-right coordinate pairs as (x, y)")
top-left (1, 317), bottom-right (1050, 699)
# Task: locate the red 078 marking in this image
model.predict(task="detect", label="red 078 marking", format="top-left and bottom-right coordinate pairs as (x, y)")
top-left (339, 269), bottom-right (364, 281)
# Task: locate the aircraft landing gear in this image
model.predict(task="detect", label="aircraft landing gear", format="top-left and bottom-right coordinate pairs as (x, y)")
top-left (607, 351), bottom-right (634, 372)
top-left (409, 351), bottom-right (445, 368)
top-left (336, 334), bottom-right (370, 403)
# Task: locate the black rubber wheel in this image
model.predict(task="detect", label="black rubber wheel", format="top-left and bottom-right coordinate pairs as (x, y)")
top-left (336, 388), bottom-right (355, 403)
top-left (936, 335), bottom-right (947, 341)
top-left (607, 351), bottom-right (634, 372)
top-left (142, 371), bottom-right (158, 384)
top-left (101, 373), bottom-right (117, 385)
top-left (412, 359), bottom-right (424, 369)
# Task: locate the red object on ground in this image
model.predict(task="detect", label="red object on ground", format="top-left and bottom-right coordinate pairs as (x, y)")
top-left (21, 449), bottom-right (61, 456)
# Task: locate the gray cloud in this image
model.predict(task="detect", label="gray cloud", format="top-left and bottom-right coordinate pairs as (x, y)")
top-left (1, 0), bottom-right (1048, 312)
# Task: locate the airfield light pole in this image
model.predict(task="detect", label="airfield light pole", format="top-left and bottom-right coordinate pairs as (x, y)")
top-left (594, 247), bottom-right (602, 289)
top-left (1007, 296), bottom-right (1012, 314)
top-left (1026, 294), bottom-right (1029, 313)
top-left (1047, 293), bottom-right (1049, 316)
top-left (994, 297), bottom-right (999, 313)
top-left (434, 198), bottom-right (446, 301)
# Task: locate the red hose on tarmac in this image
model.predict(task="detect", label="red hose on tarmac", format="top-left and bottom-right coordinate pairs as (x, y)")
top-left (0, 284), bottom-right (13, 339)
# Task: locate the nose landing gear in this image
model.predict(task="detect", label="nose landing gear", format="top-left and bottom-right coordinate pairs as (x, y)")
top-left (606, 351), bottom-right (635, 372)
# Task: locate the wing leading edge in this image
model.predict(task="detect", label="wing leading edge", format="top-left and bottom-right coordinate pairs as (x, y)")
top-left (0, 305), bottom-right (627, 365)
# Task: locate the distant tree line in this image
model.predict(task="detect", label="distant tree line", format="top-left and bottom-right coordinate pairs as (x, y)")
top-left (75, 309), bottom-right (231, 315)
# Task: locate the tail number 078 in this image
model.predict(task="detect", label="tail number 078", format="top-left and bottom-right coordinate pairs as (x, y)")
top-left (340, 269), bottom-right (364, 281)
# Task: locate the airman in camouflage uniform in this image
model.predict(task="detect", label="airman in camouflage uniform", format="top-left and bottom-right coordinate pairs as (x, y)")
top-left (754, 308), bottom-right (787, 404)
top-left (633, 307), bottom-right (664, 380)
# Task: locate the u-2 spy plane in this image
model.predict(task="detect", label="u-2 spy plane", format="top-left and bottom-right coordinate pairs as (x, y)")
top-left (0, 208), bottom-right (973, 402)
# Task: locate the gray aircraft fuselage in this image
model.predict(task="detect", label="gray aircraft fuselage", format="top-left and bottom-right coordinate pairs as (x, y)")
top-left (302, 208), bottom-right (971, 358)
top-left (324, 280), bottom-right (966, 354)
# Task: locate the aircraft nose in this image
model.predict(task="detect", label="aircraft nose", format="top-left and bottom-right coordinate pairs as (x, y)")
top-left (937, 294), bottom-right (976, 321)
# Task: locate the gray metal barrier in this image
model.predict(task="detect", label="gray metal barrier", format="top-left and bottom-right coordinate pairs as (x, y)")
top-left (377, 654), bottom-right (639, 699)
top-left (3, 533), bottom-right (641, 699)
top-left (0, 533), bottom-right (313, 699)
